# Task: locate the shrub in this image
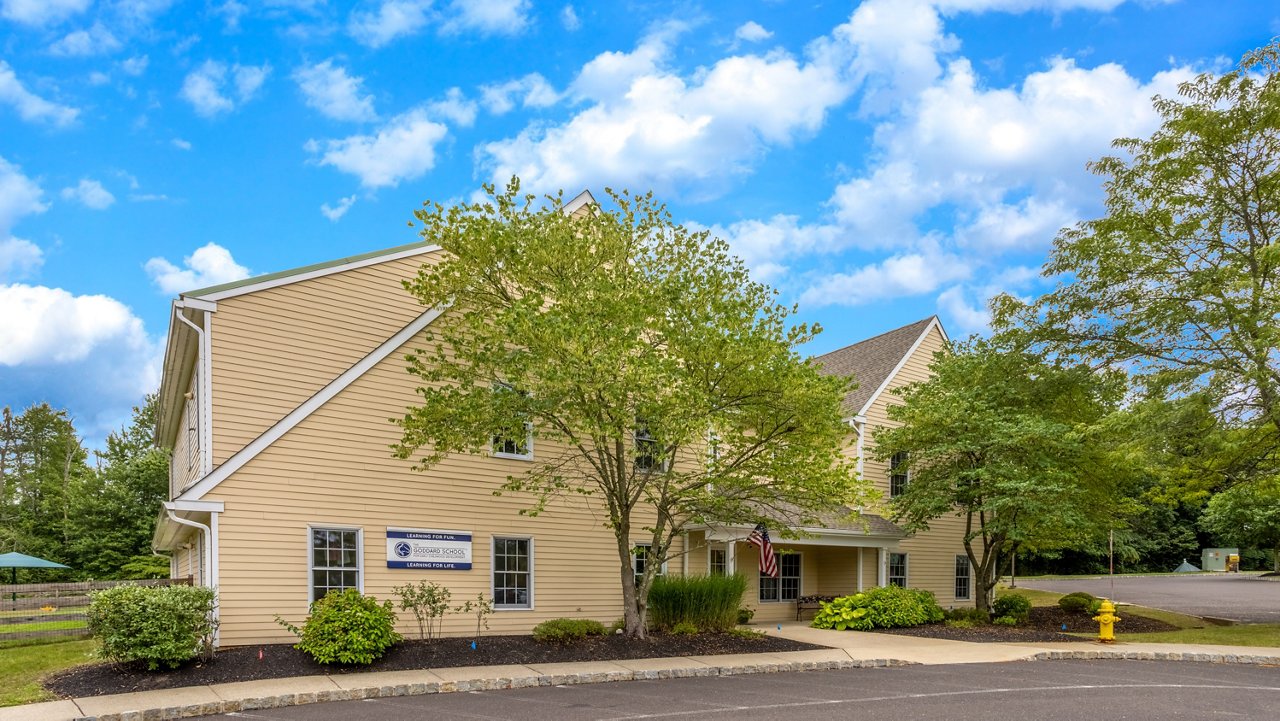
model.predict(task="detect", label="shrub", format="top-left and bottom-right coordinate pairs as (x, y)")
top-left (455, 592), bottom-right (494, 641)
top-left (945, 607), bottom-right (990, 624)
top-left (277, 589), bottom-right (400, 665)
top-left (737, 607), bottom-right (755, 625)
top-left (533, 618), bottom-right (607, 642)
top-left (669, 621), bottom-right (699, 635)
top-left (1087, 598), bottom-right (1104, 615)
top-left (728, 627), bottom-right (765, 639)
top-left (810, 585), bottom-right (945, 631)
top-left (87, 583), bottom-right (217, 670)
top-left (393, 581), bottom-right (451, 641)
top-left (992, 594), bottom-right (1032, 624)
top-left (647, 574), bottom-right (746, 632)
top-left (945, 619), bottom-right (976, 629)
top-left (1057, 592), bottom-right (1096, 614)
top-left (993, 615), bottom-right (1019, 626)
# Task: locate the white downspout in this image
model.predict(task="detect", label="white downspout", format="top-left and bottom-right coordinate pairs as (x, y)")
top-left (173, 308), bottom-right (210, 478)
top-left (164, 507), bottom-right (220, 646)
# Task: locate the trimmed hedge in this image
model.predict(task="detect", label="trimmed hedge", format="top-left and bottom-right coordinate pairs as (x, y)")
top-left (810, 585), bottom-right (945, 631)
top-left (992, 593), bottom-right (1032, 624)
top-left (533, 618), bottom-right (607, 642)
top-left (1058, 591), bottom-right (1096, 614)
top-left (647, 574), bottom-right (747, 632)
top-left (277, 589), bottom-right (400, 665)
top-left (86, 584), bottom-right (217, 670)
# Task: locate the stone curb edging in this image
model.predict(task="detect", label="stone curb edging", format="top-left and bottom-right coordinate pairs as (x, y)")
top-left (70, 657), bottom-right (913, 721)
top-left (1031, 649), bottom-right (1280, 665)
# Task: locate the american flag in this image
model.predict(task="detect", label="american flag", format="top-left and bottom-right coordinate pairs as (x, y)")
top-left (746, 523), bottom-right (778, 578)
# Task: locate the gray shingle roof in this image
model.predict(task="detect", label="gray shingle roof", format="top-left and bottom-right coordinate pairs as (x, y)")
top-left (812, 316), bottom-right (936, 416)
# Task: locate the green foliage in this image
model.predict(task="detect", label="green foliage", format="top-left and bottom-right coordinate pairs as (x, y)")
top-left (945, 607), bottom-right (990, 624)
top-left (727, 627), bottom-right (765, 639)
top-left (669, 621), bottom-right (698, 636)
top-left (455, 592), bottom-right (494, 641)
top-left (992, 615), bottom-right (1019, 627)
top-left (277, 589), bottom-right (400, 665)
top-left (532, 618), bottom-right (607, 642)
top-left (1202, 477), bottom-right (1280, 573)
top-left (647, 574), bottom-right (746, 632)
top-left (810, 586), bottom-right (945, 631)
top-left (1087, 598), bottom-right (1104, 615)
top-left (394, 180), bottom-right (870, 637)
top-left (736, 607), bottom-right (755, 625)
top-left (392, 581), bottom-right (452, 641)
top-left (116, 555), bottom-right (171, 580)
top-left (86, 584), bottom-right (216, 670)
top-left (1058, 592), bottom-right (1096, 614)
top-left (991, 594), bottom-right (1032, 623)
top-left (946, 619), bottom-right (976, 629)
top-left (607, 617), bottom-right (625, 634)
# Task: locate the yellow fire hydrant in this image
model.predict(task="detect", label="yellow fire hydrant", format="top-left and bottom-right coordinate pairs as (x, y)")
top-left (1093, 599), bottom-right (1120, 643)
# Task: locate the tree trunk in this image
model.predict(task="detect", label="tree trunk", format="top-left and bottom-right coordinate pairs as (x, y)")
top-left (618, 534), bottom-right (646, 638)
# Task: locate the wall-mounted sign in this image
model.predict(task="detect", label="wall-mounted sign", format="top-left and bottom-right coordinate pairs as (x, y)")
top-left (386, 528), bottom-right (472, 570)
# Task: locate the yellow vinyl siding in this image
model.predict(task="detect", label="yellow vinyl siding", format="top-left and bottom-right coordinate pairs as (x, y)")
top-left (208, 252), bottom-right (442, 467)
top-left (170, 372), bottom-right (202, 495)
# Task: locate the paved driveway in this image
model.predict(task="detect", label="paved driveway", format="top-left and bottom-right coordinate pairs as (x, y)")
top-left (1017, 574), bottom-right (1280, 623)
top-left (198, 661), bottom-right (1280, 720)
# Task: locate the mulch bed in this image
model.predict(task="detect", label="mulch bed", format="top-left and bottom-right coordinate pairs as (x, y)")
top-left (46, 632), bottom-right (822, 699)
top-left (870, 606), bottom-right (1181, 643)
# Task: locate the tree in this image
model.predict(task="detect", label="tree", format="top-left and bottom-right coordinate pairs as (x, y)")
top-left (992, 41), bottom-right (1280, 450)
top-left (1202, 476), bottom-right (1280, 573)
top-left (395, 181), bottom-right (869, 637)
top-left (872, 339), bottom-right (1125, 611)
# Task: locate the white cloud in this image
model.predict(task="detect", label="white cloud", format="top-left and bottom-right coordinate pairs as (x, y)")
top-left (320, 194), bottom-right (356, 221)
top-left (308, 107), bottom-right (449, 188)
top-left (834, 0), bottom-right (958, 116)
top-left (293, 59), bottom-right (377, 122)
top-left (144, 242), bottom-right (251, 294)
top-left (933, 0), bottom-right (1131, 11)
top-left (49, 23), bottom-right (122, 57)
top-left (214, 0), bottom-right (248, 32)
top-left (442, 0), bottom-right (529, 36)
top-left (171, 137), bottom-right (192, 150)
top-left (88, 71), bottom-right (110, 85)
top-left (0, 0), bottom-right (91, 26)
top-left (0, 238), bottom-right (42, 281)
top-left (799, 251), bottom-right (972, 308)
top-left (120, 55), bottom-right (149, 76)
top-left (480, 73), bottom-right (558, 114)
top-left (0, 61), bottom-right (80, 127)
top-left (560, 4), bottom-right (579, 31)
top-left (180, 60), bottom-right (271, 117)
top-left (937, 285), bottom-right (990, 334)
top-left (427, 87), bottom-right (477, 126)
top-left (734, 21), bottom-right (772, 43)
top-left (348, 0), bottom-right (432, 48)
top-left (0, 285), bottom-right (149, 365)
top-left (60, 178), bottom-right (116, 210)
top-left (0, 155), bottom-right (48, 233)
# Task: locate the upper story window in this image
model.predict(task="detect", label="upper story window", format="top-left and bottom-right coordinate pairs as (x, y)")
top-left (492, 386), bottom-right (533, 460)
top-left (889, 451), bottom-right (909, 497)
top-left (634, 420), bottom-right (668, 472)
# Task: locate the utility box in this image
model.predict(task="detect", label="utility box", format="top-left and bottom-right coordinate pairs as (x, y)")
top-left (1201, 548), bottom-right (1239, 572)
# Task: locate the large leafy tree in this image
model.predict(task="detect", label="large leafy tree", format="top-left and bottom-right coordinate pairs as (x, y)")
top-left (395, 181), bottom-right (868, 637)
top-left (1202, 476), bottom-right (1280, 573)
top-left (873, 339), bottom-right (1126, 611)
top-left (992, 42), bottom-right (1280, 459)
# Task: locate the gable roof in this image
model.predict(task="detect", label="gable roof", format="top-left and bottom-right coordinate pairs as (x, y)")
top-left (812, 316), bottom-right (945, 417)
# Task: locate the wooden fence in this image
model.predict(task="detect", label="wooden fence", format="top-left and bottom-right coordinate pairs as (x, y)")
top-left (0, 577), bottom-right (193, 643)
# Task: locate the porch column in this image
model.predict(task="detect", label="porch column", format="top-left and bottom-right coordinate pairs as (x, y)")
top-left (726, 540), bottom-right (736, 575)
top-left (856, 549), bottom-right (864, 592)
top-left (877, 547), bottom-right (887, 586)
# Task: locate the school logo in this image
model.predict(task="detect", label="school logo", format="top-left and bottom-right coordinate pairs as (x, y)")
top-left (394, 541), bottom-right (412, 559)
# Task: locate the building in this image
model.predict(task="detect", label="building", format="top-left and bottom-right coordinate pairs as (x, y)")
top-left (152, 233), bottom-right (973, 647)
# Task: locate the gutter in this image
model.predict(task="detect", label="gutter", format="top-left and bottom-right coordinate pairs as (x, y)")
top-left (163, 503), bottom-right (220, 646)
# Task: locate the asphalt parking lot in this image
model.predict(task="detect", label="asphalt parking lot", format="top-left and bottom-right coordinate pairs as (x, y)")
top-left (204, 661), bottom-right (1280, 720)
top-left (1017, 574), bottom-right (1280, 623)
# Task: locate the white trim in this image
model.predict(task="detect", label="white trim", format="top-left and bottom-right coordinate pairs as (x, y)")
top-left (632, 542), bottom-right (668, 584)
top-left (877, 547), bottom-right (887, 586)
top-left (563, 189), bottom-right (596, 215)
top-left (491, 535), bottom-right (535, 610)
top-left (954, 554), bottom-right (972, 601)
top-left (167, 500), bottom-right (225, 513)
top-left (857, 548), bottom-right (864, 592)
top-left (758, 550), bottom-right (802, 603)
top-left (307, 525), bottom-right (364, 604)
top-left (856, 316), bottom-right (948, 418)
top-left (178, 306), bottom-right (446, 501)
top-left (888, 551), bottom-right (909, 587)
top-left (178, 297), bottom-right (218, 312)
top-left (191, 244), bottom-right (442, 301)
top-left (708, 544), bottom-right (727, 575)
top-left (491, 422), bottom-right (534, 461)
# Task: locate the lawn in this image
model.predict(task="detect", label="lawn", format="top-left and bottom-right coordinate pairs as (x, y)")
top-left (0, 638), bottom-right (98, 707)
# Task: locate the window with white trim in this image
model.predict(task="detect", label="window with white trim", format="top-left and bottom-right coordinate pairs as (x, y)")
top-left (890, 452), bottom-right (909, 497)
top-left (634, 420), bottom-right (668, 472)
top-left (491, 386), bottom-right (533, 459)
top-left (492, 537), bottom-right (532, 609)
top-left (954, 555), bottom-right (971, 600)
top-left (709, 547), bottom-right (727, 576)
top-left (632, 543), bottom-right (666, 586)
top-left (759, 553), bottom-right (801, 602)
top-left (888, 552), bottom-right (908, 588)
top-left (310, 527), bottom-right (361, 602)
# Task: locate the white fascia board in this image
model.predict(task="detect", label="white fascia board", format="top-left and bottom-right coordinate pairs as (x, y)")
top-left (563, 189), bottom-right (596, 215)
top-left (166, 500), bottom-right (225, 513)
top-left (177, 305), bottom-right (446, 502)
top-left (190, 244), bottom-right (442, 301)
top-left (177, 297), bottom-right (218, 312)
top-left (856, 316), bottom-right (946, 418)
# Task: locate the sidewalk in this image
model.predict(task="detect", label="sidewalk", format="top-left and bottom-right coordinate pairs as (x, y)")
top-left (6, 627), bottom-right (1279, 721)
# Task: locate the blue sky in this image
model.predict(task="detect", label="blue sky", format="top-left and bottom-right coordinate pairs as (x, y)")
top-left (0, 0), bottom-right (1274, 445)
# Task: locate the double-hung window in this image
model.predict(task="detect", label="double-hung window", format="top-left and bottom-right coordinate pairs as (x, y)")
top-left (634, 421), bottom-right (667, 472)
top-left (709, 547), bottom-right (727, 576)
top-left (632, 543), bottom-right (666, 586)
top-left (310, 527), bottom-right (361, 602)
top-left (492, 537), bottom-right (533, 609)
top-left (889, 452), bottom-right (909, 497)
top-left (888, 552), bottom-right (908, 588)
top-left (491, 386), bottom-right (533, 460)
top-left (759, 553), bottom-right (801, 602)
top-left (954, 555), bottom-right (971, 600)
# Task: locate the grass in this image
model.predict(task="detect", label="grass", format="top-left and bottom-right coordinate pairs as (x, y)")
top-left (1007, 571), bottom-right (1266, 580)
top-left (0, 619), bottom-right (88, 635)
top-left (996, 586), bottom-right (1063, 607)
top-left (0, 606), bottom-right (86, 619)
top-left (0, 638), bottom-right (97, 707)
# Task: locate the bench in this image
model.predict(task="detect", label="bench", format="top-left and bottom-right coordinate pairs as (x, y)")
top-left (795, 595), bottom-right (837, 621)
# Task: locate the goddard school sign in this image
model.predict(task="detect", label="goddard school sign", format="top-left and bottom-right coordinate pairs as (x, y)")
top-left (386, 528), bottom-right (472, 570)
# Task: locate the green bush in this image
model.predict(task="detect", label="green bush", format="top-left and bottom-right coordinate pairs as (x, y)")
top-left (647, 574), bottom-right (746, 632)
top-left (533, 618), bottom-right (607, 642)
top-left (737, 607), bottom-right (755, 625)
top-left (277, 589), bottom-right (400, 665)
top-left (86, 583), bottom-right (217, 670)
top-left (810, 585), bottom-right (945, 631)
top-left (392, 580), bottom-right (451, 641)
top-left (945, 607), bottom-right (990, 624)
top-left (945, 619), bottom-right (976, 629)
top-left (1058, 592), bottom-right (1096, 614)
top-left (728, 627), bottom-right (765, 639)
top-left (992, 615), bottom-right (1019, 626)
top-left (1087, 598), bottom-right (1104, 615)
top-left (669, 621), bottom-right (699, 635)
top-left (992, 594), bottom-right (1032, 623)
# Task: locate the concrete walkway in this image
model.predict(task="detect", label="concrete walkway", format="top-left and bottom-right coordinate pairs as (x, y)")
top-left (5, 626), bottom-right (1280, 721)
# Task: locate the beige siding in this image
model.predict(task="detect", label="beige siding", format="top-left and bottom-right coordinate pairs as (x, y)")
top-left (170, 370), bottom-right (202, 496)
top-left (208, 252), bottom-right (442, 467)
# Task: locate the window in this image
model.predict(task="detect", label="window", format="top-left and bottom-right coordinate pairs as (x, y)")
top-left (954, 555), bottom-right (971, 600)
top-left (492, 537), bottom-right (532, 609)
top-left (709, 547), bottom-right (727, 576)
top-left (890, 452), bottom-right (909, 497)
top-left (634, 421), bottom-right (667, 472)
top-left (491, 386), bottom-right (533, 460)
top-left (759, 553), bottom-right (801, 602)
top-left (633, 543), bottom-right (666, 586)
top-left (310, 527), bottom-right (361, 602)
top-left (888, 552), bottom-right (908, 588)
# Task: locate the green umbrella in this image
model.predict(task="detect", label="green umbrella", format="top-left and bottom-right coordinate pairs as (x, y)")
top-left (0, 552), bottom-right (71, 607)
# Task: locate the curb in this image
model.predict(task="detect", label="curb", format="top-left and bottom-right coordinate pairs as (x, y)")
top-left (68, 657), bottom-right (913, 721)
top-left (1031, 649), bottom-right (1280, 665)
